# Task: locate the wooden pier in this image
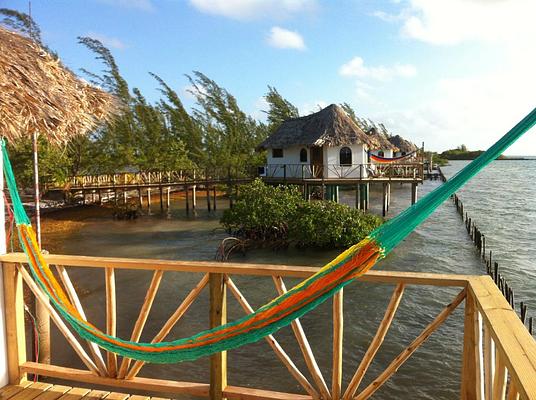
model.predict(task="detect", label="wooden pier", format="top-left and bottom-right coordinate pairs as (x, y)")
top-left (2, 253), bottom-right (536, 399)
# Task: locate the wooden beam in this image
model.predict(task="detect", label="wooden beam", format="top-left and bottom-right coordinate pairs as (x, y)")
top-left (272, 276), bottom-right (330, 399)
top-left (224, 386), bottom-right (312, 400)
top-left (492, 352), bottom-right (507, 400)
top-left (2, 262), bottom-right (26, 384)
top-left (126, 273), bottom-right (209, 379)
top-left (209, 273), bottom-right (227, 400)
top-left (20, 362), bottom-right (210, 398)
top-left (226, 276), bottom-right (318, 399)
top-left (0, 253), bottom-right (472, 285)
top-left (117, 270), bottom-right (164, 379)
top-left (332, 290), bottom-right (343, 400)
top-left (55, 264), bottom-right (108, 376)
top-left (17, 265), bottom-right (99, 375)
top-left (343, 283), bottom-right (404, 400)
top-left (483, 324), bottom-right (495, 400)
top-left (461, 291), bottom-right (483, 400)
top-left (355, 289), bottom-right (466, 400)
top-left (105, 267), bottom-right (117, 377)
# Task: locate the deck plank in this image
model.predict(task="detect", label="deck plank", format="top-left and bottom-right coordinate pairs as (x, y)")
top-left (0, 382), bottom-right (33, 400)
top-left (81, 391), bottom-right (109, 400)
top-left (57, 388), bottom-right (91, 400)
top-left (10, 383), bottom-right (53, 400)
top-left (33, 385), bottom-right (71, 400)
top-left (102, 393), bottom-right (129, 400)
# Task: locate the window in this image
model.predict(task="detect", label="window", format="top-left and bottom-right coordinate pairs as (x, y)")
top-left (401, 151), bottom-right (407, 156)
top-left (340, 147), bottom-right (352, 166)
top-left (300, 148), bottom-right (308, 162)
top-left (272, 148), bottom-right (283, 158)
top-left (378, 150), bottom-right (385, 157)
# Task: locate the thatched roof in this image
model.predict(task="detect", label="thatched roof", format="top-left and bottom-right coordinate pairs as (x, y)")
top-left (257, 104), bottom-right (376, 149)
top-left (0, 27), bottom-right (118, 144)
top-left (388, 134), bottom-right (418, 153)
top-left (366, 127), bottom-right (398, 151)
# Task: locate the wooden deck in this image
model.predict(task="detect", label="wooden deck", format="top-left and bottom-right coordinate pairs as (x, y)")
top-left (0, 381), bottom-right (170, 400)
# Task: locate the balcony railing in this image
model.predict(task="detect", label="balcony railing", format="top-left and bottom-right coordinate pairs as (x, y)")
top-left (2, 253), bottom-right (536, 399)
top-left (261, 163), bottom-right (424, 181)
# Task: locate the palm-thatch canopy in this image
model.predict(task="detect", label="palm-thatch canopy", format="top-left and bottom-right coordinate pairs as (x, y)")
top-left (257, 104), bottom-right (377, 150)
top-left (387, 134), bottom-right (418, 153)
top-left (0, 27), bottom-right (118, 144)
top-left (366, 127), bottom-right (398, 151)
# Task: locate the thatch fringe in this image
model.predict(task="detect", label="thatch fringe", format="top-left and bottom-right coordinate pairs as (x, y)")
top-left (0, 27), bottom-right (119, 144)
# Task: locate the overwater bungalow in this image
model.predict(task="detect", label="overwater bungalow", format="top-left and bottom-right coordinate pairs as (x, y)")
top-left (1, 25), bottom-right (536, 400)
top-left (388, 134), bottom-right (419, 158)
top-left (366, 127), bottom-right (399, 159)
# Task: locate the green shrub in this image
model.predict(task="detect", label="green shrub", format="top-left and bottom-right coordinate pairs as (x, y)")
top-left (221, 179), bottom-right (382, 248)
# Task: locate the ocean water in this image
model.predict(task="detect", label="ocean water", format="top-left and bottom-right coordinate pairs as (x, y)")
top-left (47, 160), bottom-right (535, 399)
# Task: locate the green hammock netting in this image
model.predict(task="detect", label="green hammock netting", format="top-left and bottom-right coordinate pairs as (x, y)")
top-left (3, 106), bottom-right (535, 363)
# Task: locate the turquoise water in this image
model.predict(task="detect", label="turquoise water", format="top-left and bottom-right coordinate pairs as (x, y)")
top-left (47, 161), bottom-right (535, 399)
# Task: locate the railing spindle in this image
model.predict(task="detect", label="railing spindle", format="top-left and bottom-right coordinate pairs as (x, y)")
top-left (209, 273), bottom-right (227, 400)
top-left (55, 265), bottom-right (108, 376)
top-left (17, 265), bottom-right (99, 375)
top-left (226, 276), bottom-right (319, 399)
top-left (344, 283), bottom-right (404, 399)
top-left (117, 270), bottom-right (164, 378)
top-left (273, 276), bottom-right (331, 399)
top-left (332, 289), bottom-right (343, 400)
top-left (492, 352), bottom-right (507, 400)
top-left (355, 289), bottom-right (466, 400)
top-left (105, 267), bottom-right (117, 377)
top-left (126, 273), bottom-right (209, 379)
top-left (461, 292), bottom-right (483, 399)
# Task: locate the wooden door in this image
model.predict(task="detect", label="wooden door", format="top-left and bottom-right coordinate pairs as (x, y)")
top-left (310, 146), bottom-right (323, 178)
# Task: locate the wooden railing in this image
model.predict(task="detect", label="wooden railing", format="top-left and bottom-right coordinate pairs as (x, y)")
top-left (2, 253), bottom-right (536, 399)
top-left (261, 163), bottom-right (424, 181)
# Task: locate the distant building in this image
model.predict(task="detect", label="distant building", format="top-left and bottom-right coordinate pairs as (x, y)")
top-left (257, 104), bottom-right (377, 178)
top-left (387, 134), bottom-right (419, 158)
top-left (366, 127), bottom-right (399, 159)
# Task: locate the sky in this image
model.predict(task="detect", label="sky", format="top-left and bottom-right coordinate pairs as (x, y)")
top-left (3, 0), bottom-right (536, 154)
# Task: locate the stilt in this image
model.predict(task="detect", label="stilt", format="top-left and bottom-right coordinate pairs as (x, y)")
top-left (382, 183), bottom-right (388, 217)
top-left (365, 183), bottom-right (369, 210)
top-left (138, 186), bottom-right (142, 209)
top-left (207, 186), bottom-right (211, 211)
top-left (159, 185), bottom-right (164, 211)
top-left (355, 184), bottom-right (360, 209)
top-left (123, 189), bottom-right (127, 205)
top-left (213, 186), bottom-right (217, 210)
top-left (147, 188), bottom-right (151, 211)
top-left (386, 182), bottom-right (391, 212)
top-left (185, 185), bottom-right (190, 213)
top-left (192, 185), bottom-right (197, 210)
top-left (166, 187), bottom-right (171, 209)
top-left (411, 182), bottom-right (418, 205)
top-left (304, 183), bottom-right (308, 201)
top-left (229, 185), bottom-right (233, 209)
top-left (97, 189), bottom-right (102, 205)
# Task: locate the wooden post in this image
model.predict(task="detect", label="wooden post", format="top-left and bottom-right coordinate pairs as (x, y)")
top-left (146, 188), bottom-right (151, 211)
top-left (213, 186), bottom-right (217, 210)
top-left (2, 263), bottom-right (27, 384)
top-left (461, 292), bottom-right (483, 400)
top-left (411, 182), bottom-right (418, 205)
top-left (166, 187), bottom-right (171, 209)
top-left (206, 186), bottom-right (211, 211)
top-left (386, 182), bottom-right (391, 211)
top-left (105, 267), bottom-right (117, 377)
top-left (355, 184), bottom-right (360, 209)
top-left (185, 185), bottom-right (190, 213)
top-left (137, 186), bottom-right (142, 209)
top-left (332, 290), bottom-right (343, 400)
top-left (192, 185), bottom-right (197, 210)
top-left (365, 183), bottom-right (369, 210)
top-left (159, 185), bottom-right (164, 212)
top-left (382, 183), bottom-right (388, 217)
top-left (209, 273), bottom-right (227, 400)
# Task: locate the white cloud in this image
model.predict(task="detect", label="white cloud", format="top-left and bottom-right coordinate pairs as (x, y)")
top-left (266, 27), bottom-right (306, 50)
top-left (86, 32), bottom-right (127, 49)
top-left (372, 64), bottom-right (536, 155)
top-left (189, 0), bottom-right (316, 20)
top-left (339, 56), bottom-right (416, 82)
top-left (376, 0), bottom-right (536, 46)
top-left (96, 0), bottom-right (154, 12)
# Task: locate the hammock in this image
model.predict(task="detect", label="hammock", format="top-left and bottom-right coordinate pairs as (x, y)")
top-left (370, 151), bottom-right (416, 163)
top-left (3, 107), bottom-right (536, 363)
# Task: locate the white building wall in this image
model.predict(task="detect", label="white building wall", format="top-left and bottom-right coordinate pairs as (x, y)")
top-left (325, 144), bottom-right (369, 178)
top-left (371, 149), bottom-right (394, 158)
top-left (265, 145), bottom-right (310, 178)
